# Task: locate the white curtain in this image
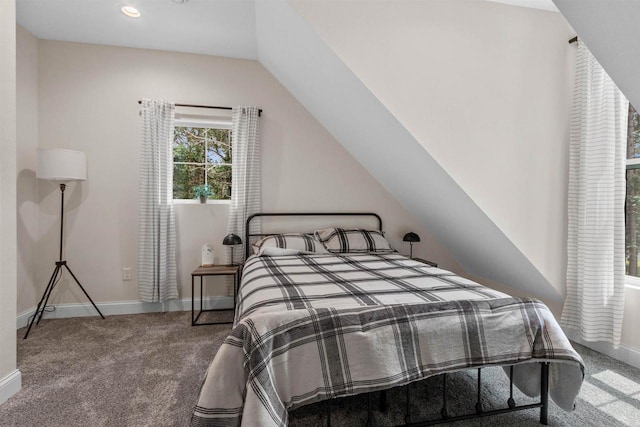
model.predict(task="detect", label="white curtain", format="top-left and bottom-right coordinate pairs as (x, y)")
top-left (561, 43), bottom-right (627, 346)
top-left (226, 106), bottom-right (261, 264)
top-left (138, 99), bottom-right (179, 303)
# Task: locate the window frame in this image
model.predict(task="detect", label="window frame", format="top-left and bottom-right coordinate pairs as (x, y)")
top-left (625, 274), bottom-right (640, 290)
top-left (625, 104), bottom-right (639, 286)
top-left (172, 118), bottom-right (233, 204)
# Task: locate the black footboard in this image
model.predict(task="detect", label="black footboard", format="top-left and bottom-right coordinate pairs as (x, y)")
top-left (323, 362), bottom-right (550, 427)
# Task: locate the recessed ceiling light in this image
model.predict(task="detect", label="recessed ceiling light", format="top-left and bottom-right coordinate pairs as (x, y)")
top-left (121, 5), bottom-right (141, 18)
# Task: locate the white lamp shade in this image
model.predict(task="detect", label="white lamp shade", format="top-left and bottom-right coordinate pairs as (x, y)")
top-left (37, 149), bottom-right (87, 181)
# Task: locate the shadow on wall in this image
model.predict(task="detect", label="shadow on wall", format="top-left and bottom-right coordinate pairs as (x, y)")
top-left (37, 178), bottom-right (84, 214)
top-left (17, 168), bottom-right (37, 311)
top-left (36, 179), bottom-right (85, 260)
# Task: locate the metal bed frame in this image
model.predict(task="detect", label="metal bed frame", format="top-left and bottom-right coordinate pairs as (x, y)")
top-left (326, 363), bottom-right (549, 426)
top-left (243, 212), bottom-right (550, 426)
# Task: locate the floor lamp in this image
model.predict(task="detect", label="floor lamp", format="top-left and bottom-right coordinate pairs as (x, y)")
top-left (23, 149), bottom-right (105, 339)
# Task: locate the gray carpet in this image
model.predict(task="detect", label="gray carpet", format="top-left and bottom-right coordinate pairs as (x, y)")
top-left (1, 312), bottom-right (639, 427)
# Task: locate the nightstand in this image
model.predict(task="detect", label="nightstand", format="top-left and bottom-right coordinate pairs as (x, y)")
top-left (413, 257), bottom-right (438, 268)
top-left (191, 264), bottom-right (241, 326)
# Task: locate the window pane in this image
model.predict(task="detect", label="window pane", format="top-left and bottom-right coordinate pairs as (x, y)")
top-left (174, 164), bottom-right (205, 199)
top-left (173, 126), bottom-right (232, 200)
top-left (174, 127), bottom-right (206, 163)
top-left (206, 129), bottom-right (232, 165)
top-left (207, 165), bottom-right (232, 200)
top-left (627, 104), bottom-right (640, 159)
top-left (628, 104), bottom-right (640, 276)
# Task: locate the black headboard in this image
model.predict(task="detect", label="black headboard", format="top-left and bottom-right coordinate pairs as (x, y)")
top-left (245, 212), bottom-right (383, 259)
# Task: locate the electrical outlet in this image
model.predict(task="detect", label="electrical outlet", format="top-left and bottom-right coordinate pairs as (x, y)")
top-left (122, 268), bottom-right (132, 281)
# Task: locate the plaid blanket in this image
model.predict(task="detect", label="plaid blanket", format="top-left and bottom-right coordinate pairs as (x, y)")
top-left (192, 253), bottom-right (584, 426)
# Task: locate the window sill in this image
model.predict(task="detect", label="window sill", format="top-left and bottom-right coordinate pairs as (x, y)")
top-left (624, 275), bottom-right (640, 290)
top-left (173, 199), bottom-right (231, 205)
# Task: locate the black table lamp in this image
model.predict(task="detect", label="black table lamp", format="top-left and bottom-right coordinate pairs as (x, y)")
top-left (223, 233), bottom-right (242, 266)
top-left (403, 232), bottom-right (420, 259)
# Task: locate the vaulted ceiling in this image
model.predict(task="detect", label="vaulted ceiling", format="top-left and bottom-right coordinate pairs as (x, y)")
top-left (553, 0), bottom-right (640, 111)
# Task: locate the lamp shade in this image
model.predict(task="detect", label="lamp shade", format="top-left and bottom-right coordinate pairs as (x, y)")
top-left (223, 233), bottom-right (242, 246)
top-left (37, 149), bottom-right (87, 181)
top-left (403, 232), bottom-right (420, 243)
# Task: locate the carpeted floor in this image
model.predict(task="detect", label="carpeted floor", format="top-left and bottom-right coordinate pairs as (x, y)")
top-left (1, 312), bottom-right (640, 426)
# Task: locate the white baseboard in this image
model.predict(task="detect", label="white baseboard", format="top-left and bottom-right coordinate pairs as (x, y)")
top-left (565, 329), bottom-right (640, 370)
top-left (0, 370), bottom-right (22, 405)
top-left (16, 296), bottom-right (234, 330)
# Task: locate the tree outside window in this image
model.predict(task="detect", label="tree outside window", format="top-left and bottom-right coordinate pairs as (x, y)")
top-left (625, 104), bottom-right (640, 276)
top-left (173, 126), bottom-right (232, 200)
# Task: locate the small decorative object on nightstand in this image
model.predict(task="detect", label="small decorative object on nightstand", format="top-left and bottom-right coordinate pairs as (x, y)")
top-left (201, 243), bottom-right (214, 267)
top-left (403, 232), bottom-right (420, 258)
top-left (223, 233), bottom-right (242, 266)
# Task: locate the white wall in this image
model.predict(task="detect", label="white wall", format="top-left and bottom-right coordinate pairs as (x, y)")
top-left (255, 0), bottom-right (564, 308)
top-left (30, 39), bottom-right (459, 310)
top-left (291, 0), bottom-right (574, 306)
top-left (16, 25), bottom-right (39, 315)
top-left (621, 287), bottom-right (640, 350)
top-left (0, 0), bottom-right (20, 404)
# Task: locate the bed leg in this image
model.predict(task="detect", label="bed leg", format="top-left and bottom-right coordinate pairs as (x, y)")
top-left (379, 390), bottom-right (387, 412)
top-left (405, 382), bottom-right (411, 424)
top-left (507, 365), bottom-right (516, 408)
top-left (367, 393), bottom-right (372, 427)
top-left (441, 373), bottom-right (449, 419)
top-left (540, 362), bottom-right (549, 425)
top-left (475, 368), bottom-right (483, 414)
top-left (326, 399), bottom-right (332, 427)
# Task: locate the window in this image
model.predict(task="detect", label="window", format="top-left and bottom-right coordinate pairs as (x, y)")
top-left (173, 124), bottom-right (232, 201)
top-left (625, 104), bottom-right (640, 277)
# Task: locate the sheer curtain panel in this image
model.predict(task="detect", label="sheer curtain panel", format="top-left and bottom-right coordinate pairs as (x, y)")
top-left (561, 43), bottom-right (627, 346)
top-left (138, 99), bottom-right (179, 302)
top-left (227, 107), bottom-right (261, 264)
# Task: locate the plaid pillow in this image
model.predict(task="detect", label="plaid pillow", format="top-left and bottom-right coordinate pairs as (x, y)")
top-left (252, 233), bottom-right (328, 255)
top-left (314, 228), bottom-right (394, 253)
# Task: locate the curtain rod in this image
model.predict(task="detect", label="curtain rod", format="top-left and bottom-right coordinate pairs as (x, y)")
top-left (137, 100), bottom-right (262, 116)
top-left (569, 36), bottom-right (578, 44)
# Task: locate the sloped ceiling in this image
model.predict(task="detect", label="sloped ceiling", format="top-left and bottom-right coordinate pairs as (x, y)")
top-left (485, 0), bottom-right (558, 11)
top-left (255, 0), bottom-right (562, 303)
top-left (553, 0), bottom-right (640, 110)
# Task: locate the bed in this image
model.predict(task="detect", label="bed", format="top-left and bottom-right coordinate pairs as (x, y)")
top-left (191, 213), bottom-right (584, 427)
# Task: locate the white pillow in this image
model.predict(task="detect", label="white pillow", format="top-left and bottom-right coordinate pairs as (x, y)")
top-left (252, 233), bottom-right (329, 255)
top-left (258, 247), bottom-right (310, 256)
top-left (314, 228), bottom-right (393, 253)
